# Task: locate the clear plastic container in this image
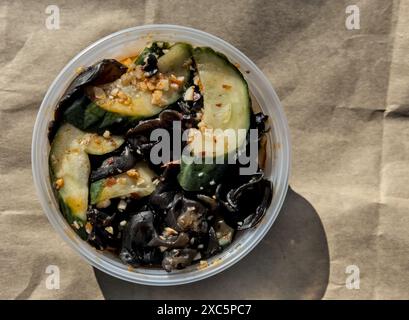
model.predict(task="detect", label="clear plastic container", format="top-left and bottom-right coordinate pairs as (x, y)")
top-left (32, 25), bottom-right (291, 285)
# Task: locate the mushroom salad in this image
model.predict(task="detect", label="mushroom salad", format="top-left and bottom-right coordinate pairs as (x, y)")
top-left (48, 41), bottom-right (273, 272)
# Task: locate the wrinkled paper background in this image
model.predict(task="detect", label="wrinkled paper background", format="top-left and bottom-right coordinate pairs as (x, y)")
top-left (1, 0), bottom-right (408, 299)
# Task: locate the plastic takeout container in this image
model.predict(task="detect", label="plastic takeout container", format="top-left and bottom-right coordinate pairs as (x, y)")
top-left (32, 25), bottom-right (291, 285)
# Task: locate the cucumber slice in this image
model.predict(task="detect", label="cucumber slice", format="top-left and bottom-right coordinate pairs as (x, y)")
top-left (49, 124), bottom-right (90, 223)
top-left (133, 41), bottom-right (170, 65)
top-left (93, 43), bottom-right (192, 118)
top-left (90, 162), bottom-right (156, 205)
top-left (82, 133), bottom-right (124, 155)
top-left (178, 47), bottom-right (251, 191)
top-left (50, 123), bottom-right (125, 225)
top-left (193, 47), bottom-right (250, 146)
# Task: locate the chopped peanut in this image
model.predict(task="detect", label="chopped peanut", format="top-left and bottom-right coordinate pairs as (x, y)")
top-left (75, 66), bottom-right (85, 74)
top-left (117, 91), bottom-right (127, 99)
top-left (169, 74), bottom-right (184, 85)
top-left (198, 260), bottom-right (208, 270)
top-left (85, 222), bottom-right (93, 234)
top-left (126, 169), bottom-right (140, 179)
top-left (156, 78), bottom-right (169, 91)
top-left (147, 81), bottom-right (156, 91)
top-left (138, 81), bottom-right (148, 91)
top-left (94, 87), bottom-right (106, 99)
top-left (170, 83), bottom-right (179, 90)
top-left (55, 178), bottom-right (64, 190)
top-left (110, 87), bottom-right (119, 96)
top-left (151, 90), bottom-right (163, 105)
top-left (163, 227), bottom-right (178, 236)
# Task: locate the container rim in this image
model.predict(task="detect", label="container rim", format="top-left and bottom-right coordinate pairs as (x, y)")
top-left (32, 24), bottom-right (291, 286)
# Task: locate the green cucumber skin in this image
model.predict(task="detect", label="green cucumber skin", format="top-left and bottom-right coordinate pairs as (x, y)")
top-left (94, 43), bottom-right (192, 119)
top-left (178, 156), bottom-right (227, 192)
top-left (63, 95), bottom-right (140, 133)
top-left (133, 42), bottom-right (171, 65)
top-left (49, 166), bottom-right (87, 240)
top-left (90, 180), bottom-right (104, 205)
top-left (177, 47), bottom-right (251, 192)
top-left (192, 46), bottom-right (252, 114)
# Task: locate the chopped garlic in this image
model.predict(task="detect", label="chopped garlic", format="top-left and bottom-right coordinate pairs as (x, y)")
top-left (117, 199), bottom-right (127, 212)
top-left (102, 130), bottom-right (111, 139)
top-left (105, 226), bottom-right (114, 235)
top-left (184, 86), bottom-right (195, 101)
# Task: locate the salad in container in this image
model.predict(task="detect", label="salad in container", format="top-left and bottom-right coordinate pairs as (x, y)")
top-left (32, 25), bottom-right (290, 285)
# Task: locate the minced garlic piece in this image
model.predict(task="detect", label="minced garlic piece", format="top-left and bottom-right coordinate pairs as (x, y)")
top-left (105, 226), bottom-right (114, 235)
top-left (198, 260), bottom-right (208, 270)
top-left (184, 86), bottom-right (195, 101)
top-left (102, 130), bottom-right (111, 139)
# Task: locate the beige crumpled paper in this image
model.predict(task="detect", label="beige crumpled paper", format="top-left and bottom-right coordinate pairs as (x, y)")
top-left (0, 0), bottom-right (408, 299)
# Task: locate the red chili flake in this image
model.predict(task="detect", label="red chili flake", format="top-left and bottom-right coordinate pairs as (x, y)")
top-left (106, 177), bottom-right (117, 187)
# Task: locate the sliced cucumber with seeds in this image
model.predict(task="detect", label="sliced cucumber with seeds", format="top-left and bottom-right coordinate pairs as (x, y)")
top-left (178, 47), bottom-right (251, 191)
top-left (50, 123), bottom-right (124, 224)
top-left (49, 124), bottom-right (90, 223)
top-left (94, 43), bottom-right (192, 118)
top-left (82, 133), bottom-right (124, 155)
top-left (90, 162), bottom-right (156, 205)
